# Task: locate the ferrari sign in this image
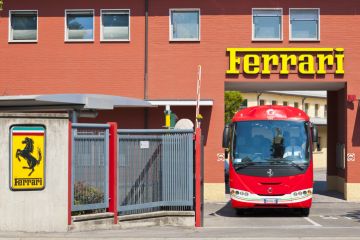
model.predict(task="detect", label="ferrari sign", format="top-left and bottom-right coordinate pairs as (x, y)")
top-left (10, 125), bottom-right (46, 191)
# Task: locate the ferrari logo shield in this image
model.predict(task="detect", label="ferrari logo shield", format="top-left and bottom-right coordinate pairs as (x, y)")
top-left (10, 125), bottom-right (45, 191)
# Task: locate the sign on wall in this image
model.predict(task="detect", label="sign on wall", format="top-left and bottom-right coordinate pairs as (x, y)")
top-left (10, 125), bottom-right (46, 191)
top-left (226, 48), bottom-right (344, 75)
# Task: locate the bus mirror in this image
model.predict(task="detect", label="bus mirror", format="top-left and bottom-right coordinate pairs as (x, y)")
top-left (222, 124), bottom-right (230, 148)
top-left (312, 125), bottom-right (318, 143)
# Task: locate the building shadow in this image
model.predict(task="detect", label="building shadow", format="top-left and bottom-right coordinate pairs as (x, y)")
top-left (313, 180), bottom-right (344, 200)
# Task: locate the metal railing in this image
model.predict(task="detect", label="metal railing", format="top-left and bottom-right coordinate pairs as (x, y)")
top-left (72, 123), bottom-right (109, 212)
top-left (117, 129), bottom-right (194, 215)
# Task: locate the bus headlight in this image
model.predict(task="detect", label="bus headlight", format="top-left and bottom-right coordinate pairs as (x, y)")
top-left (231, 189), bottom-right (251, 199)
top-left (292, 188), bottom-right (313, 198)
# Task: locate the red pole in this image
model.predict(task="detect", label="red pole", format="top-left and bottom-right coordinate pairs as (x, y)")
top-left (68, 121), bottom-right (72, 225)
top-left (195, 127), bottom-right (202, 227)
top-left (108, 122), bottom-right (118, 224)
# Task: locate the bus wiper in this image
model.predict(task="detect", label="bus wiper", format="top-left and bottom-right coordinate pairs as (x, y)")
top-left (233, 161), bottom-right (255, 170)
top-left (269, 158), bottom-right (306, 171)
top-left (288, 161), bottom-right (305, 171)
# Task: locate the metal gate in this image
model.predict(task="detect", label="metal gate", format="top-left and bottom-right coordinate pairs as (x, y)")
top-left (117, 129), bottom-right (194, 215)
top-left (71, 123), bottom-right (109, 212)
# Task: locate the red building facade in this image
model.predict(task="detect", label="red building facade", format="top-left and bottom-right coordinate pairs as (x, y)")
top-left (0, 0), bottom-right (359, 200)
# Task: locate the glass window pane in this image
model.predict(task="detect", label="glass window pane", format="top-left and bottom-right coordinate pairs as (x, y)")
top-left (67, 12), bottom-right (94, 40)
top-left (171, 11), bottom-right (199, 40)
top-left (254, 16), bottom-right (281, 39)
top-left (292, 20), bottom-right (318, 39)
top-left (290, 9), bottom-right (318, 20)
top-left (11, 12), bottom-right (37, 41)
top-left (102, 11), bottom-right (129, 40)
top-left (253, 10), bottom-right (282, 17)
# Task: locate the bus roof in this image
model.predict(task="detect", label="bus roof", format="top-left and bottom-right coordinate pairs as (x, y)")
top-left (232, 105), bottom-right (310, 122)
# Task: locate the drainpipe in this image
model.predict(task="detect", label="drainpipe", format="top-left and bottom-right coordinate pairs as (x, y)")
top-left (256, 92), bottom-right (263, 106)
top-left (144, 0), bottom-right (149, 128)
top-left (71, 111), bottom-right (78, 123)
top-left (144, 0), bottom-right (149, 100)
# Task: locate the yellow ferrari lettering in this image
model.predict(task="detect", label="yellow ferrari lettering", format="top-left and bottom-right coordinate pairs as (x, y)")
top-left (226, 48), bottom-right (345, 75)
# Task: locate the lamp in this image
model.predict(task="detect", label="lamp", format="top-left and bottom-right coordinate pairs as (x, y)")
top-left (0, 0), bottom-right (3, 11)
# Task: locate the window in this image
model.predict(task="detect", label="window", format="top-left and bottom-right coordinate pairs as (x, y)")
top-left (259, 99), bottom-right (265, 106)
top-left (294, 102), bottom-right (299, 108)
top-left (290, 9), bottom-right (320, 41)
top-left (9, 10), bottom-right (38, 42)
top-left (315, 104), bottom-right (319, 117)
top-left (170, 9), bottom-right (200, 41)
top-left (304, 103), bottom-right (309, 114)
top-left (65, 10), bottom-right (94, 41)
top-left (252, 9), bottom-right (282, 41)
top-left (324, 105), bottom-right (327, 118)
top-left (283, 101), bottom-right (288, 106)
top-left (272, 100), bottom-right (277, 106)
top-left (240, 99), bottom-right (248, 109)
top-left (101, 9), bottom-right (130, 41)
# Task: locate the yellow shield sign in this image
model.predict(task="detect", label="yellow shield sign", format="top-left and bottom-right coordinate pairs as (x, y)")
top-left (10, 125), bottom-right (45, 190)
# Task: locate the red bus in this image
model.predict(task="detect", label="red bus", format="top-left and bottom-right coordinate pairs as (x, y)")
top-left (222, 105), bottom-right (318, 216)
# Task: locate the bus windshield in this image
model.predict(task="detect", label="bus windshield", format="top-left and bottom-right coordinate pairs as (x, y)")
top-left (233, 120), bottom-right (310, 167)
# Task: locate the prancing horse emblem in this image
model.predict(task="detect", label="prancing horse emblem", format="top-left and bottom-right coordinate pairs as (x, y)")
top-left (16, 137), bottom-right (42, 176)
top-left (267, 169), bottom-right (274, 177)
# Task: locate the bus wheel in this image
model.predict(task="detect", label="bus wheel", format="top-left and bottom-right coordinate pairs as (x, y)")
top-left (235, 208), bottom-right (246, 216)
top-left (300, 208), bottom-right (310, 217)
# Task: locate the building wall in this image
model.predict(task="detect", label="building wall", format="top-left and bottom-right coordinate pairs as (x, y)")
top-left (0, 113), bottom-right (69, 232)
top-left (0, 0), bottom-right (145, 98)
top-left (0, 0), bottom-right (359, 200)
top-left (241, 93), bottom-right (327, 118)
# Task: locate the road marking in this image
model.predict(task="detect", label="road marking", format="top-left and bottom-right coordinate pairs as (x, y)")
top-left (203, 226), bottom-right (360, 229)
top-left (304, 217), bottom-right (322, 227)
top-left (320, 215), bottom-right (338, 220)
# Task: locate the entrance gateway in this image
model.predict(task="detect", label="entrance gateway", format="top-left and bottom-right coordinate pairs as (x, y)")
top-left (224, 47), bottom-right (347, 204)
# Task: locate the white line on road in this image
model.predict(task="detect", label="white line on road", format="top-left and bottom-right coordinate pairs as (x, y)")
top-left (304, 217), bottom-right (322, 227)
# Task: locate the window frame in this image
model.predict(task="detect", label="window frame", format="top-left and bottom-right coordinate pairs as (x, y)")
top-left (65, 9), bottom-right (95, 42)
top-left (100, 9), bottom-right (130, 42)
top-left (289, 8), bottom-right (320, 42)
top-left (169, 8), bottom-right (201, 42)
top-left (315, 104), bottom-right (319, 117)
top-left (252, 8), bottom-right (283, 42)
top-left (304, 103), bottom-right (309, 114)
top-left (324, 104), bottom-right (327, 118)
top-left (8, 10), bottom-right (38, 43)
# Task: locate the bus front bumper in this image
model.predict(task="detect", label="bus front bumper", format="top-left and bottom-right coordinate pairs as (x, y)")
top-left (230, 188), bottom-right (312, 209)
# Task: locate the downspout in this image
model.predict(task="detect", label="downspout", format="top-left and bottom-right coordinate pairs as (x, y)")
top-left (144, 0), bottom-right (149, 128)
top-left (144, 0), bottom-right (149, 100)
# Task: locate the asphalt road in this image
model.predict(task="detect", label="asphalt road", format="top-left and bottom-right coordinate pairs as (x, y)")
top-left (1, 169), bottom-right (360, 239)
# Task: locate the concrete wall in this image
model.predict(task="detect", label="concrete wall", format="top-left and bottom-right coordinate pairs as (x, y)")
top-left (0, 113), bottom-right (69, 232)
top-left (313, 126), bottom-right (327, 169)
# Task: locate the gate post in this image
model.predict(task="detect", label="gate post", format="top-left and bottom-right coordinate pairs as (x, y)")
top-left (195, 127), bottom-right (203, 227)
top-left (108, 122), bottom-right (118, 224)
top-left (68, 121), bottom-right (72, 225)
